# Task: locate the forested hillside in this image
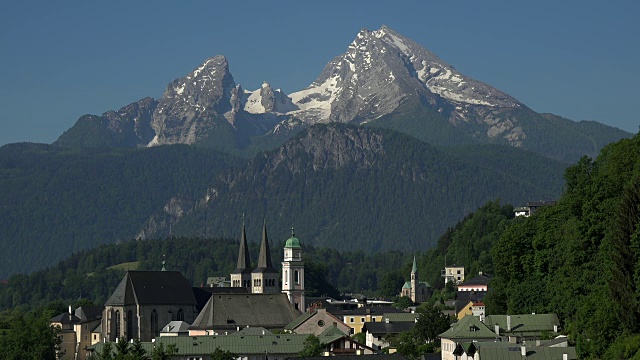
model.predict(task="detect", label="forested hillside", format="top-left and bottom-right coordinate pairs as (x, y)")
top-left (165, 124), bottom-right (565, 253)
top-left (0, 124), bottom-right (568, 279)
top-left (486, 132), bottom-right (640, 359)
top-left (0, 144), bottom-right (240, 277)
top-left (0, 234), bottom-right (412, 311)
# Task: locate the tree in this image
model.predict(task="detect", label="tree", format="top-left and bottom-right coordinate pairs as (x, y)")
top-left (210, 347), bottom-right (236, 360)
top-left (394, 296), bottom-right (413, 309)
top-left (91, 342), bottom-right (114, 360)
top-left (0, 308), bottom-right (61, 360)
top-left (392, 331), bottom-right (427, 359)
top-left (351, 332), bottom-right (366, 345)
top-left (114, 337), bottom-right (129, 360)
top-left (128, 338), bottom-right (148, 360)
top-left (151, 343), bottom-right (177, 360)
top-left (412, 304), bottom-right (451, 344)
top-left (298, 335), bottom-right (324, 357)
top-left (378, 270), bottom-right (404, 298)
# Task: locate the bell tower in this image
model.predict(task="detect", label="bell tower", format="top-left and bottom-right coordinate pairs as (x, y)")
top-left (282, 227), bottom-right (305, 311)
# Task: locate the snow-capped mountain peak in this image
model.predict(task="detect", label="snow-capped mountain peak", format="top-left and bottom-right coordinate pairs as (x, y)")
top-left (287, 25), bottom-right (521, 126)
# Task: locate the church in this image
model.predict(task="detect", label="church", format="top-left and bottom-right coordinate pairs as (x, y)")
top-left (230, 221), bottom-right (305, 311)
top-left (400, 256), bottom-right (431, 303)
top-left (98, 221), bottom-right (305, 344)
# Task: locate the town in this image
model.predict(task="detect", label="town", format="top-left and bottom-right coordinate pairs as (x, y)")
top-left (49, 220), bottom-right (576, 360)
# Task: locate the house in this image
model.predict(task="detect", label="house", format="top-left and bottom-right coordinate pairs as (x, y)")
top-left (50, 305), bottom-right (104, 360)
top-left (91, 332), bottom-right (375, 359)
top-left (457, 272), bottom-right (491, 292)
top-left (484, 314), bottom-right (561, 343)
top-left (439, 314), bottom-right (498, 360)
top-left (450, 341), bottom-right (577, 359)
top-left (102, 270), bottom-right (198, 342)
top-left (514, 201), bottom-right (557, 217)
top-left (399, 256), bottom-right (431, 303)
top-left (188, 292), bottom-right (301, 335)
top-left (441, 265), bottom-right (465, 284)
top-left (457, 301), bottom-right (486, 321)
top-left (328, 305), bottom-right (406, 334)
top-left (285, 308), bottom-right (351, 336)
top-left (287, 354), bottom-right (409, 360)
top-left (159, 320), bottom-right (190, 337)
top-left (362, 317), bottom-right (416, 351)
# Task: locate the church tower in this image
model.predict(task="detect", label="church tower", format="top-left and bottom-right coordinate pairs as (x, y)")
top-left (282, 227), bottom-right (305, 311)
top-left (251, 222), bottom-right (279, 293)
top-left (230, 220), bottom-right (252, 289)
top-left (410, 255), bottom-right (418, 303)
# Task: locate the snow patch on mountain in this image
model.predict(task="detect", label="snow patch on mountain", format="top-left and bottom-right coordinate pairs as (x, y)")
top-left (243, 89), bottom-right (266, 114)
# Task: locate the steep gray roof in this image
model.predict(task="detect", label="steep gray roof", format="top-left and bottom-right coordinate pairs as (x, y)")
top-left (252, 223), bottom-right (278, 274)
top-left (74, 305), bottom-right (103, 323)
top-left (363, 321), bottom-right (416, 335)
top-left (190, 293), bottom-right (301, 330)
top-left (232, 223), bottom-right (252, 275)
top-left (105, 271), bottom-right (197, 306)
top-left (161, 321), bottom-right (190, 334)
top-left (459, 273), bottom-right (491, 286)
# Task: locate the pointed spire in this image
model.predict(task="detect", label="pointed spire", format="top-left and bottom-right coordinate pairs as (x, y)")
top-left (256, 221), bottom-right (274, 269)
top-left (412, 255), bottom-right (418, 273)
top-left (234, 217), bottom-right (251, 272)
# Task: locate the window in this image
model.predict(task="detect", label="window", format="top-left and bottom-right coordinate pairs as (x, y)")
top-left (177, 309), bottom-right (184, 321)
top-left (350, 317), bottom-right (354, 323)
top-left (318, 320), bottom-right (325, 327)
top-left (294, 270), bottom-right (299, 284)
top-left (151, 310), bottom-right (158, 336)
top-left (457, 270), bottom-right (461, 274)
top-left (285, 270), bottom-right (288, 284)
top-left (115, 310), bottom-right (121, 337)
top-left (361, 317), bottom-right (365, 323)
top-left (127, 310), bottom-right (133, 340)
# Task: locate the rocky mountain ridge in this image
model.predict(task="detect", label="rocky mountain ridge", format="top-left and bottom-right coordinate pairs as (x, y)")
top-left (54, 25), bottom-right (632, 161)
top-left (134, 123), bottom-right (567, 245)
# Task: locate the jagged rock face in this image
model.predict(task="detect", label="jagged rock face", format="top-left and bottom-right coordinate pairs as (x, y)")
top-left (242, 82), bottom-right (298, 114)
top-left (54, 25), bottom-right (630, 159)
top-left (288, 25), bottom-right (525, 145)
top-left (149, 55), bottom-right (237, 146)
top-left (54, 97), bottom-right (158, 147)
top-left (258, 125), bottom-right (385, 173)
top-left (101, 97), bottom-right (158, 145)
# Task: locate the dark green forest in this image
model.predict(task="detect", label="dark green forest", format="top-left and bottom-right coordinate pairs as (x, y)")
top-left (0, 124), bottom-right (568, 279)
top-left (485, 132), bottom-right (640, 359)
top-left (170, 124), bottom-right (566, 255)
top-left (0, 143), bottom-right (241, 277)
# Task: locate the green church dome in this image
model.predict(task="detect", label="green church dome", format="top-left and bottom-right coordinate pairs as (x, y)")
top-left (285, 227), bottom-right (301, 248)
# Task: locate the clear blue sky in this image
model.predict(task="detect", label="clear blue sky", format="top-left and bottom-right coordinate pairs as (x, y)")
top-left (1, 0), bottom-right (638, 146)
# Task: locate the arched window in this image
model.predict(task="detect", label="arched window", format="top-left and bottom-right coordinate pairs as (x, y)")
top-left (294, 270), bottom-right (299, 284)
top-left (115, 310), bottom-right (121, 338)
top-left (151, 309), bottom-right (158, 336)
top-left (285, 270), bottom-right (288, 284)
top-left (177, 309), bottom-right (184, 321)
top-left (127, 310), bottom-right (133, 340)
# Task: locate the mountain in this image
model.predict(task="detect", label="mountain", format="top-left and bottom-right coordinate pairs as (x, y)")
top-left (0, 144), bottom-right (241, 278)
top-left (54, 26), bottom-right (632, 162)
top-left (137, 124), bottom-right (565, 253)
